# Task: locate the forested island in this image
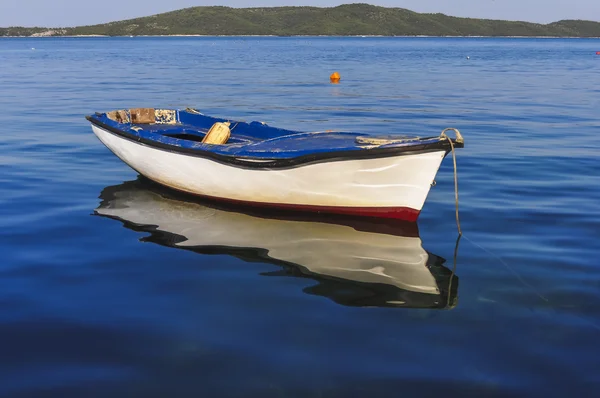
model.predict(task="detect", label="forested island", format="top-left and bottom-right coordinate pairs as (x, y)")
top-left (2, 3), bottom-right (599, 37)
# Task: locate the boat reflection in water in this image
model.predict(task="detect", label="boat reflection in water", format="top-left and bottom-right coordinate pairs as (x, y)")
top-left (95, 178), bottom-right (459, 309)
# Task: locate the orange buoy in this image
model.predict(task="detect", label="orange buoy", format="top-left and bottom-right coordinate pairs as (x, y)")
top-left (596, 51), bottom-right (600, 55)
top-left (330, 71), bottom-right (340, 84)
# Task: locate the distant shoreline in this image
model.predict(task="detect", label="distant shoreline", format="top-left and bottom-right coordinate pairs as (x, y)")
top-left (2, 35), bottom-right (600, 39)
top-left (1, 4), bottom-right (599, 38)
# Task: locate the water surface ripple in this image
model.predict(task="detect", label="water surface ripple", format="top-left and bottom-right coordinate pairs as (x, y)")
top-left (1, 37), bottom-right (599, 397)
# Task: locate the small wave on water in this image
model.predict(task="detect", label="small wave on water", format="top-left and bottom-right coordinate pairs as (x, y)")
top-left (1, 36), bottom-right (599, 396)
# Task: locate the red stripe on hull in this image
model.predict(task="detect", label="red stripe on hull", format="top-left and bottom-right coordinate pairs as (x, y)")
top-left (258, 201), bottom-right (421, 221)
top-left (171, 188), bottom-right (421, 222)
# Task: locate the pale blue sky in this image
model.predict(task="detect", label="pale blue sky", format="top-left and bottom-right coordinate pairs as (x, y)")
top-left (1, 1), bottom-right (599, 27)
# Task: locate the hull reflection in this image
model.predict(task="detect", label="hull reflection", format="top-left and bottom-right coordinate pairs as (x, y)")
top-left (95, 178), bottom-right (458, 308)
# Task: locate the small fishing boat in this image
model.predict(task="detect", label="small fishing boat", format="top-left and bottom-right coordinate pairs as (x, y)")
top-left (95, 179), bottom-right (459, 308)
top-left (86, 107), bottom-right (464, 221)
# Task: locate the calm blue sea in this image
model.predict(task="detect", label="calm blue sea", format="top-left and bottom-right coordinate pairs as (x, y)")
top-left (1, 37), bottom-right (599, 397)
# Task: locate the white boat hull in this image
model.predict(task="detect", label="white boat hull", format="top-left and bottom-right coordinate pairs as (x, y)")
top-left (92, 124), bottom-right (446, 220)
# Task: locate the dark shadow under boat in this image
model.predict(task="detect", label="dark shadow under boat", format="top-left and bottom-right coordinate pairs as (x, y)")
top-left (94, 177), bottom-right (459, 309)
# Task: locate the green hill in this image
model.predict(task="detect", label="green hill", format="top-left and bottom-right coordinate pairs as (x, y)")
top-left (2, 3), bottom-right (599, 37)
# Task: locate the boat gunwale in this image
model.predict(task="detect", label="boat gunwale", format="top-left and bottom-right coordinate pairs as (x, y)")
top-left (87, 115), bottom-right (463, 170)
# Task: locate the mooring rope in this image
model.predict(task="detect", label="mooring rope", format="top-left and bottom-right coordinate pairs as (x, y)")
top-left (440, 128), bottom-right (463, 236)
top-left (437, 128), bottom-right (547, 302)
top-left (434, 131), bottom-right (600, 330)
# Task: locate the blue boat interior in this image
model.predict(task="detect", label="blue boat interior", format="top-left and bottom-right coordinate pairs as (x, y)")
top-left (88, 108), bottom-right (447, 160)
